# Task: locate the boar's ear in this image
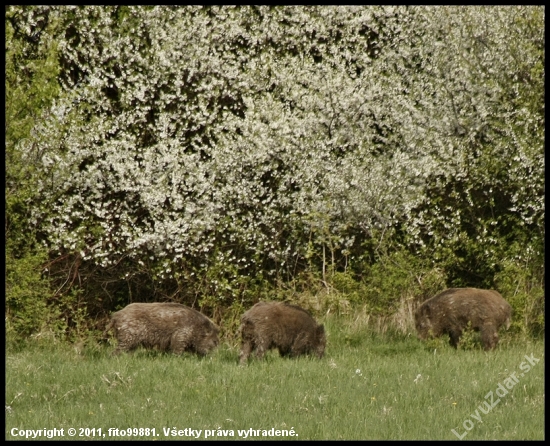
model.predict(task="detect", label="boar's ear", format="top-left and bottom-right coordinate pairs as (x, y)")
top-left (317, 325), bottom-right (325, 337)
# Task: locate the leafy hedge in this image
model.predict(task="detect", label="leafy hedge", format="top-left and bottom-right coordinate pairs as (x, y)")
top-left (5, 6), bottom-right (544, 341)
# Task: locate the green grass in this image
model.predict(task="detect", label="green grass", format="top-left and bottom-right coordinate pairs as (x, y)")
top-left (5, 315), bottom-right (544, 440)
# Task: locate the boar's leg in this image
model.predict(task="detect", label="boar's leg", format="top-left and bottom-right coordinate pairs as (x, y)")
top-left (113, 334), bottom-right (140, 355)
top-left (480, 324), bottom-right (499, 351)
top-left (448, 329), bottom-right (462, 349)
top-left (239, 340), bottom-right (254, 364)
top-left (288, 332), bottom-right (309, 357)
top-left (170, 328), bottom-right (192, 355)
top-left (112, 342), bottom-right (138, 355)
top-left (253, 337), bottom-right (269, 360)
top-left (111, 346), bottom-right (124, 356)
top-left (278, 346), bottom-right (291, 357)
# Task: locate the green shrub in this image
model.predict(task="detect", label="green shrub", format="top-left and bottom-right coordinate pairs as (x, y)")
top-left (494, 257), bottom-right (544, 338)
top-left (457, 321), bottom-right (483, 351)
top-left (360, 249), bottom-right (447, 316)
top-left (5, 248), bottom-right (53, 346)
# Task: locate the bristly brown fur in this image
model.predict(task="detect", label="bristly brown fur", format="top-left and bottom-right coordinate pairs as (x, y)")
top-left (105, 302), bottom-right (219, 356)
top-left (414, 288), bottom-right (512, 351)
top-left (238, 301), bottom-right (326, 364)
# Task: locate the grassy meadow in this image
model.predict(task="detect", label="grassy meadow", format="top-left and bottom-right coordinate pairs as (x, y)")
top-left (5, 314), bottom-right (544, 440)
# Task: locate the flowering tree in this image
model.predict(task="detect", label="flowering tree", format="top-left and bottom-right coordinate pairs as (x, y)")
top-left (402, 7), bottom-right (544, 287)
top-left (6, 6), bottom-right (544, 329)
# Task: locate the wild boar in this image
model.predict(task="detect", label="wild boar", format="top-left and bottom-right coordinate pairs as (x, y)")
top-left (414, 288), bottom-right (512, 351)
top-left (105, 302), bottom-right (219, 356)
top-left (239, 301), bottom-right (326, 364)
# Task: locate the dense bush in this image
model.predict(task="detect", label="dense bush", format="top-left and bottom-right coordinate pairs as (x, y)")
top-left (6, 6), bottom-right (61, 345)
top-left (5, 6), bottom-right (544, 339)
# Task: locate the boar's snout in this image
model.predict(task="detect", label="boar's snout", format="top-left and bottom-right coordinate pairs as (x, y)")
top-left (206, 328), bottom-right (220, 348)
top-left (414, 315), bottom-right (432, 340)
